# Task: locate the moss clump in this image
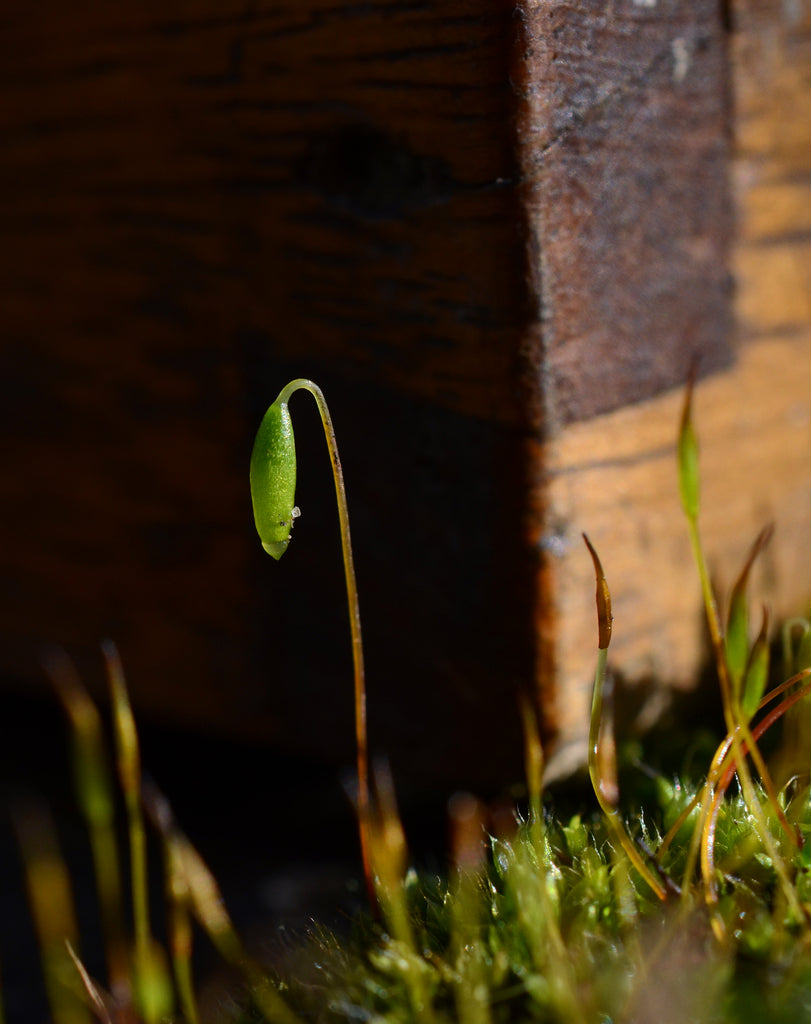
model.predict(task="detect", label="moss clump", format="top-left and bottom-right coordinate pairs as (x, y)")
top-left (266, 780), bottom-right (811, 1024)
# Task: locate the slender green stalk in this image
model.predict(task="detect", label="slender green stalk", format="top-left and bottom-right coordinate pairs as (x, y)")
top-left (684, 512), bottom-right (783, 832)
top-left (252, 379), bottom-right (372, 905)
top-left (677, 382), bottom-right (798, 926)
top-left (683, 517), bottom-right (786, 862)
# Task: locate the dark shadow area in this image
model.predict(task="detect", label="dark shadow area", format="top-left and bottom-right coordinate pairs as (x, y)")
top-left (0, 684), bottom-right (456, 1023)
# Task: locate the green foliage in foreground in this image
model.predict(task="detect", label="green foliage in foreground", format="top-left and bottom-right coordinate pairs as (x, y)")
top-left (242, 372), bottom-right (811, 1024)
top-left (6, 373), bottom-right (811, 1024)
top-left (269, 781), bottom-right (811, 1024)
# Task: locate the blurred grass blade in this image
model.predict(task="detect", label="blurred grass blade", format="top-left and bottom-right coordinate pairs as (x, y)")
top-left (141, 781), bottom-right (199, 1024)
top-left (133, 941), bottom-right (174, 1024)
top-left (103, 641), bottom-right (146, 943)
top-left (165, 841), bottom-right (199, 1024)
top-left (14, 801), bottom-right (91, 1024)
top-left (366, 761), bottom-right (436, 1023)
top-left (448, 793), bottom-right (491, 1024)
top-left (142, 782), bottom-right (304, 1024)
top-left (449, 792), bottom-right (486, 875)
top-left (519, 692), bottom-right (544, 826)
top-left (44, 649), bottom-right (129, 1004)
top-left (103, 640), bottom-right (173, 1024)
top-left (182, 834), bottom-right (303, 1024)
top-left (180, 834), bottom-right (243, 962)
top-left (368, 761), bottom-right (410, 925)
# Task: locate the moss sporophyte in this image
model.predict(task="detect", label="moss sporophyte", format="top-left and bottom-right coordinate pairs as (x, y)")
top-left (8, 375), bottom-right (811, 1024)
top-left (242, 378), bottom-right (811, 1019)
top-left (249, 379), bottom-right (373, 912)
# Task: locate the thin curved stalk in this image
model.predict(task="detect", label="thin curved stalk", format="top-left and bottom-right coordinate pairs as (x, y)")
top-left (276, 380), bottom-right (372, 904)
top-left (678, 378), bottom-right (798, 917)
top-left (659, 668), bottom-right (811, 862)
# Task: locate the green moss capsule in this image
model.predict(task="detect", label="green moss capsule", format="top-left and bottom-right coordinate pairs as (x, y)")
top-left (249, 398), bottom-right (299, 559)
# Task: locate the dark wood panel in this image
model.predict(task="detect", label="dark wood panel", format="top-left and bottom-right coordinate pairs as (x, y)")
top-left (0, 1), bottom-right (527, 422)
top-left (515, 0), bottom-right (733, 428)
top-left (0, 0), bottom-right (532, 790)
top-left (0, 1), bottom-right (738, 789)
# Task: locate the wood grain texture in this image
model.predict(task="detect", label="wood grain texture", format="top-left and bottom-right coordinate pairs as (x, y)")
top-left (514, 0), bottom-right (734, 429)
top-left (0, 0), bottom-right (533, 787)
top-left (0, 1), bottom-right (526, 423)
top-left (2, 0), bottom-right (802, 791)
top-left (732, 0), bottom-right (811, 342)
top-left (537, 0), bottom-right (811, 778)
top-left (539, 335), bottom-right (811, 778)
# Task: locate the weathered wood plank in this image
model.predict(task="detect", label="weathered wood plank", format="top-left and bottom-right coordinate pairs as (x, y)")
top-left (514, 0), bottom-right (733, 428)
top-left (732, 0), bottom-right (811, 341)
top-left (538, 0), bottom-right (811, 778)
top-left (539, 334), bottom-right (811, 778)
